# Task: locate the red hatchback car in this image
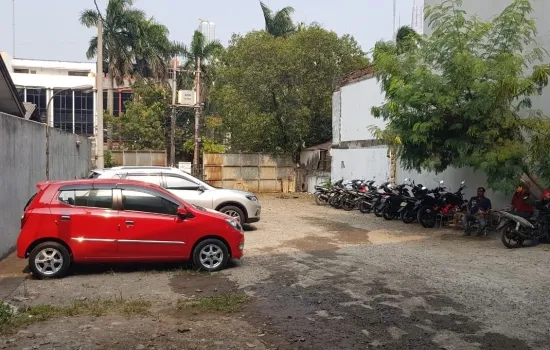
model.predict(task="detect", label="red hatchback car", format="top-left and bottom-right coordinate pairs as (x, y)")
top-left (17, 179), bottom-right (245, 279)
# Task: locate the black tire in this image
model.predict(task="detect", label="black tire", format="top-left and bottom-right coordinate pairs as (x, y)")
top-left (314, 193), bottom-right (328, 206)
top-left (219, 205), bottom-right (245, 223)
top-left (28, 242), bottom-right (71, 279)
top-left (500, 223), bottom-right (524, 249)
top-left (382, 204), bottom-right (396, 220)
top-left (401, 208), bottom-right (416, 224)
top-left (341, 195), bottom-right (355, 211)
top-left (192, 238), bottom-right (230, 272)
top-left (374, 203), bottom-right (384, 217)
top-left (359, 199), bottom-right (372, 214)
top-left (329, 194), bottom-right (342, 209)
top-left (417, 206), bottom-right (437, 228)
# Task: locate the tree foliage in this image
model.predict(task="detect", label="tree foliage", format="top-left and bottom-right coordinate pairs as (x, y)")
top-left (106, 80), bottom-right (193, 155)
top-left (371, 0), bottom-right (550, 192)
top-left (213, 26), bottom-right (368, 154)
top-left (259, 1), bottom-right (296, 37)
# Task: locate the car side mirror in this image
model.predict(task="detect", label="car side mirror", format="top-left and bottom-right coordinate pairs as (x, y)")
top-left (177, 206), bottom-right (188, 220)
top-left (197, 185), bottom-right (206, 192)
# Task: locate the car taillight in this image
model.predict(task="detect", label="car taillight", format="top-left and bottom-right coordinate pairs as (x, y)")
top-left (21, 213), bottom-right (29, 229)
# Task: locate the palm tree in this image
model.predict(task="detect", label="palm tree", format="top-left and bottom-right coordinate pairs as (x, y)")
top-left (259, 1), bottom-right (296, 37)
top-left (181, 31), bottom-right (223, 104)
top-left (133, 18), bottom-right (185, 81)
top-left (80, 0), bottom-right (145, 114)
top-left (395, 25), bottom-right (419, 54)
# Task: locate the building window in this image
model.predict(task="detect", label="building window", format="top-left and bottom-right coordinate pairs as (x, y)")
top-left (74, 90), bottom-right (94, 136)
top-left (68, 71), bottom-right (89, 77)
top-left (26, 89), bottom-right (47, 123)
top-left (17, 88), bottom-right (24, 102)
top-left (53, 90), bottom-right (73, 133)
top-left (103, 90), bottom-right (133, 116)
top-left (14, 68), bottom-right (29, 74)
top-left (319, 150), bottom-right (329, 171)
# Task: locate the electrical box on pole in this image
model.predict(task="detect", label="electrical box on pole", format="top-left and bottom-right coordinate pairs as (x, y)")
top-left (178, 90), bottom-right (196, 106)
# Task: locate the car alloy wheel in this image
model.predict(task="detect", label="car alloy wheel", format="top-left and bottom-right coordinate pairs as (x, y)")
top-left (29, 242), bottom-right (71, 279)
top-left (219, 205), bottom-right (245, 223)
top-left (192, 238), bottom-right (230, 272)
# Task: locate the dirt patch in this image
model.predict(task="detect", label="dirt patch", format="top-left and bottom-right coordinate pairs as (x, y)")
top-left (169, 271), bottom-right (238, 297)
top-left (2, 314), bottom-right (270, 350)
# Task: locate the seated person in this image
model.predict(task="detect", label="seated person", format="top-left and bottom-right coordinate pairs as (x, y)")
top-left (510, 182), bottom-right (534, 219)
top-left (462, 187), bottom-right (492, 236)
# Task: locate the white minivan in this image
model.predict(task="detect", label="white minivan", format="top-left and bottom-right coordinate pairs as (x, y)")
top-left (89, 166), bottom-right (261, 224)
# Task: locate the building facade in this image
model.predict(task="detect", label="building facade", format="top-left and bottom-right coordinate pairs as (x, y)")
top-left (198, 20), bottom-right (216, 43)
top-left (0, 52), bottom-right (132, 137)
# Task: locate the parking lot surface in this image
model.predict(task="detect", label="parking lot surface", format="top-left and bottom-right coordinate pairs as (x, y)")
top-left (2, 193), bottom-right (550, 349)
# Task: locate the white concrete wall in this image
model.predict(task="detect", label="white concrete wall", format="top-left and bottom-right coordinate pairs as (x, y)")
top-left (331, 146), bottom-right (390, 182)
top-left (396, 164), bottom-right (510, 209)
top-left (332, 91), bottom-right (341, 144)
top-left (340, 77), bottom-right (386, 141)
top-left (0, 112), bottom-right (92, 259)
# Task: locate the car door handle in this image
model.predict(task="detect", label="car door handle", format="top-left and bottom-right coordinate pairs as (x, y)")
top-left (60, 215), bottom-right (71, 221)
top-left (125, 220), bottom-right (134, 226)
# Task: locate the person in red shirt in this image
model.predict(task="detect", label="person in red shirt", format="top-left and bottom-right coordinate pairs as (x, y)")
top-left (510, 182), bottom-right (534, 218)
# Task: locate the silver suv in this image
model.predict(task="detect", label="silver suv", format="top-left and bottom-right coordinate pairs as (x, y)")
top-left (89, 166), bottom-right (261, 224)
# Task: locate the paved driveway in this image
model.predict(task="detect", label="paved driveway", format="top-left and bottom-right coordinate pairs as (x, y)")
top-left (2, 194), bottom-right (550, 349)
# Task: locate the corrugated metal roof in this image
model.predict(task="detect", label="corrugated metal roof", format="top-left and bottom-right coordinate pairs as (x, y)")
top-left (304, 141), bottom-right (332, 151)
top-left (0, 55), bottom-right (26, 118)
top-left (336, 66), bottom-right (375, 90)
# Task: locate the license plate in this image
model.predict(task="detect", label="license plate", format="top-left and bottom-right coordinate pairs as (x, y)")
top-left (400, 202), bottom-right (407, 207)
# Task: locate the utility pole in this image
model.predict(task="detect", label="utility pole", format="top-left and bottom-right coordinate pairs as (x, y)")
top-left (96, 16), bottom-right (104, 169)
top-left (193, 56), bottom-right (201, 177)
top-left (170, 58), bottom-right (177, 166)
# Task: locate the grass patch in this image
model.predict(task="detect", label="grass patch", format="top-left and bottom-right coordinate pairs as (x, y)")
top-left (177, 293), bottom-right (251, 313)
top-left (0, 298), bottom-right (151, 336)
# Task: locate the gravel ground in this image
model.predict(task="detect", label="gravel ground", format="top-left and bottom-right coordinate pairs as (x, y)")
top-left (2, 193), bottom-right (550, 349)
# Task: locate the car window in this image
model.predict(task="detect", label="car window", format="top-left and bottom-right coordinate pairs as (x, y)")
top-left (121, 189), bottom-right (178, 216)
top-left (164, 176), bottom-right (199, 190)
top-left (126, 175), bottom-right (162, 186)
top-left (58, 189), bottom-right (113, 209)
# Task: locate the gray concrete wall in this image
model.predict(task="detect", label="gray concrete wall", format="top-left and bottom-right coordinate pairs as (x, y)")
top-left (0, 112), bottom-right (91, 259)
top-left (424, 0), bottom-right (550, 115)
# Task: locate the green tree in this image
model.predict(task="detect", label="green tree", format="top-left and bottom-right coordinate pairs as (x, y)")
top-left (179, 30), bottom-right (224, 105)
top-left (106, 80), bottom-right (194, 155)
top-left (80, 0), bottom-right (143, 113)
top-left (259, 1), bottom-right (296, 37)
top-left (371, 0), bottom-right (550, 192)
top-left (213, 26), bottom-right (368, 154)
top-left (80, 0), bottom-right (181, 113)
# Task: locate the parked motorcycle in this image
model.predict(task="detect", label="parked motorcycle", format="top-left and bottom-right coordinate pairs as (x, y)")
top-left (416, 180), bottom-right (467, 228)
top-left (397, 182), bottom-right (429, 223)
top-left (371, 182), bottom-right (393, 217)
top-left (314, 185), bottom-right (331, 205)
top-left (496, 191), bottom-right (550, 248)
top-left (340, 180), bottom-right (375, 211)
top-left (381, 179), bottom-right (413, 220)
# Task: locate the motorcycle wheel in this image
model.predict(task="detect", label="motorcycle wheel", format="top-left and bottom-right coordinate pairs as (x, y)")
top-left (400, 209), bottom-right (416, 224)
top-left (374, 203), bottom-right (384, 217)
top-left (382, 204), bottom-right (396, 220)
top-left (329, 194), bottom-right (341, 209)
top-left (314, 193), bottom-right (328, 206)
top-left (417, 206), bottom-right (437, 228)
top-left (341, 195), bottom-right (355, 211)
top-left (359, 199), bottom-right (372, 214)
top-left (500, 223), bottom-right (524, 249)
